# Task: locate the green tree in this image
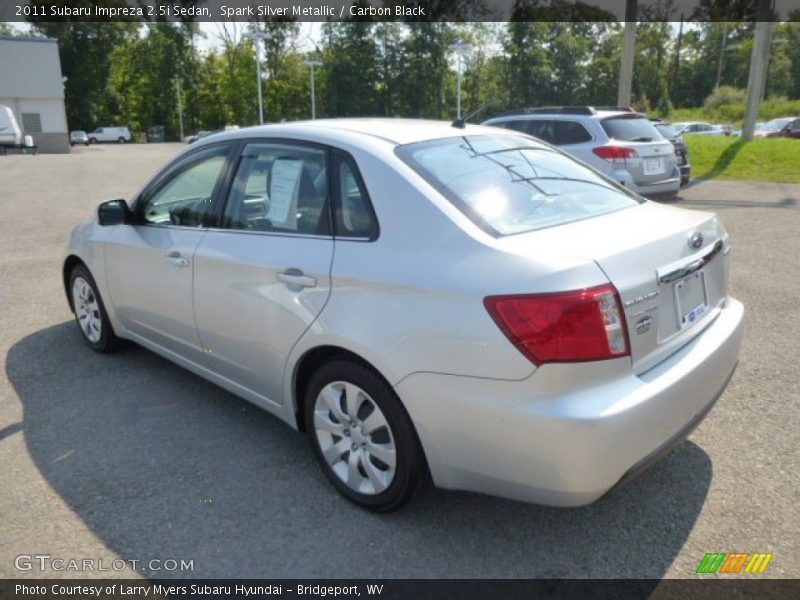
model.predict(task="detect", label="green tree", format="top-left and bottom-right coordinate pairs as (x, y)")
top-left (321, 21), bottom-right (381, 117)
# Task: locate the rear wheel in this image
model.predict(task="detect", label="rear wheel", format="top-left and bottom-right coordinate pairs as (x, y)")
top-left (305, 359), bottom-right (426, 511)
top-left (69, 265), bottom-right (120, 352)
top-left (117, 137), bottom-right (125, 143)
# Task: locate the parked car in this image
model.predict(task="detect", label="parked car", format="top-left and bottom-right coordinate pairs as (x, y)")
top-left (652, 121), bottom-right (691, 186)
top-left (0, 104), bottom-right (23, 149)
top-left (483, 106), bottom-right (681, 200)
top-left (70, 130), bottom-right (90, 146)
top-left (64, 119), bottom-right (744, 510)
top-left (88, 126), bottom-right (132, 144)
top-left (671, 122), bottom-right (725, 136)
top-left (775, 117), bottom-right (800, 139)
top-left (717, 124), bottom-right (736, 137)
top-left (754, 117), bottom-right (800, 138)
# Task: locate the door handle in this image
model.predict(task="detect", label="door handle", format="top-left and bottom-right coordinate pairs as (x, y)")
top-left (166, 251), bottom-right (190, 268)
top-left (277, 269), bottom-right (317, 288)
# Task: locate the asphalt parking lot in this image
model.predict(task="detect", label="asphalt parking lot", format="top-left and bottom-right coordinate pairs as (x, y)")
top-left (0, 143), bottom-right (797, 579)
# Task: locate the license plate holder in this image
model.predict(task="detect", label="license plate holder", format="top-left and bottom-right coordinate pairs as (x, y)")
top-left (674, 271), bottom-right (708, 327)
top-left (644, 157), bottom-right (664, 175)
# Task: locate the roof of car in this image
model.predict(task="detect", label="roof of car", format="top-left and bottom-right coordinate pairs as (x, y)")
top-left (201, 118), bottom-right (506, 147)
top-left (484, 108), bottom-right (635, 123)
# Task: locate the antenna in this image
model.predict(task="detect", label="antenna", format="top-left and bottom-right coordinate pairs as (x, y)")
top-left (451, 100), bottom-right (495, 129)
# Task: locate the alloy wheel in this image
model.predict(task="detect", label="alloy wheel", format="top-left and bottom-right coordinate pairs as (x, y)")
top-left (72, 277), bottom-right (102, 344)
top-left (313, 381), bottom-right (397, 495)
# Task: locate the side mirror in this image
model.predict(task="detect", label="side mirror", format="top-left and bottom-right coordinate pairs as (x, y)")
top-left (97, 199), bottom-right (131, 226)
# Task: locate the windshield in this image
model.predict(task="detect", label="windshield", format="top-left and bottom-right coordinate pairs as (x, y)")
top-left (396, 134), bottom-right (642, 237)
top-left (764, 118), bottom-right (792, 131)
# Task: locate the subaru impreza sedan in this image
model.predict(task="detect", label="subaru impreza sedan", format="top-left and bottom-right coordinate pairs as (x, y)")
top-left (64, 119), bottom-right (744, 511)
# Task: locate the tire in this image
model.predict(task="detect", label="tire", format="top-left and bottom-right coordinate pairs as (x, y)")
top-left (68, 265), bottom-right (121, 353)
top-left (305, 359), bottom-right (426, 511)
top-left (89, 138), bottom-right (96, 145)
top-left (118, 137), bottom-right (125, 143)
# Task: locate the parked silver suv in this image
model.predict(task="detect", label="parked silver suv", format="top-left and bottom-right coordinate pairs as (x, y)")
top-left (483, 107), bottom-right (681, 200)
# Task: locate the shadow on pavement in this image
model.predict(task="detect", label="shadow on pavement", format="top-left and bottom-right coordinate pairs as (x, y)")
top-left (7, 321), bottom-right (713, 579)
top-left (679, 195), bottom-right (797, 210)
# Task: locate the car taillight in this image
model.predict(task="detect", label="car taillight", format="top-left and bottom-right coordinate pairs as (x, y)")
top-left (484, 284), bottom-right (630, 366)
top-left (592, 146), bottom-right (637, 163)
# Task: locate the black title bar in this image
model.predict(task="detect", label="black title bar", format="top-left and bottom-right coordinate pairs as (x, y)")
top-left (2, 0), bottom-right (800, 23)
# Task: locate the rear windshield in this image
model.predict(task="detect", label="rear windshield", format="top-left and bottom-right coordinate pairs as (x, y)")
top-left (396, 134), bottom-right (642, 237)
top-left (601, 116), bottom-right (663, 142)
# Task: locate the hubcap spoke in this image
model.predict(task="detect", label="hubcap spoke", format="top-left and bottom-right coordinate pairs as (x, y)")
top-left (343, 382), bottom-right (362, 420)
top-left (321, 438), bottom-right (349, 466)
top-left (360, 405), bottom-right (388, 435)
top-left (346, 450), bottom-right (362, 489)
top-left (362, 455), bottom-right (389, 493)
top-left (322, 385), bottom-right (348, 424)
top-left (366, 441), bottom-right (396, 469)
top-left (314, 410), bottom-right (345, 435)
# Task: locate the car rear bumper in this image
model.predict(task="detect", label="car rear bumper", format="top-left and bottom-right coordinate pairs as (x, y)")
top-left (395, 297), bottom-right (744, 506)
top-left (627, 175), bottom-right (682, 198)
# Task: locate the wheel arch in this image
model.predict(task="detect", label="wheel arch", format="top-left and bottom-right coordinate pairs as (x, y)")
top-left (292, 345), bottom-right (383, 432)
top-left (63, 254), bottom-right (87, 312)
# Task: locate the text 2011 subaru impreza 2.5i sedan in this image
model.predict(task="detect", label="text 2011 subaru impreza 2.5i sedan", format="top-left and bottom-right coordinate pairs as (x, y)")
top-left (64, 119), bottom-right (744, 511)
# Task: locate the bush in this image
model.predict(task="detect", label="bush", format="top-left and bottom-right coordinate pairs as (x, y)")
top-left (703, 86), bottom-right (746, 110)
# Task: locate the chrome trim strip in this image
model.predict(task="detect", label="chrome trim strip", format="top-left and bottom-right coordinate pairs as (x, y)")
top-left (658, 240), bottom-right (724, 286)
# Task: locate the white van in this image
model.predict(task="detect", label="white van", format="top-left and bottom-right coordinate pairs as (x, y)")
top-left (0, 105), bottom-right (23, 148)
top-left (88, 126), bottom-right (132, 144)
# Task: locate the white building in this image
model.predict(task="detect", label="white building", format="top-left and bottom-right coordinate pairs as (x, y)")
top-left (0, 37), bottom-right (70, 153)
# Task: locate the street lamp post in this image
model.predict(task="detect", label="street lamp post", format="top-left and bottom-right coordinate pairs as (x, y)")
top-left (449, 43), bottom-right (472, 120)
top-left (304, 60), bottom-right (322, 119)
top-left (173, 77), bottom-right (184, 141)
top-left (243, 31), bottom-right (268, 125)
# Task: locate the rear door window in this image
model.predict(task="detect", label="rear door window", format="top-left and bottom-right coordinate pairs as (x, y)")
top-left (526, 120), bottom-right (556, 144)
top-left (600, 116), bottom-right (661, 142)
top-left (493, 120), bottom-right (533, 136)
top-left (555, 121), bottom-right (592, 145)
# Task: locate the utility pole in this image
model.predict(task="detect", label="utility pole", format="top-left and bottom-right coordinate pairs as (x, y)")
top-left (714, 23), bottom-right (729, 89)
top-left (742, 0), bottom-right (773, 141)
top-left (671, 13), bottom-right (684, 100)
top-left (243, 31), bottom-right (268, 125)
top-left (173, 77), bottom-right (184, 141)
top-left (450, 42), bottom-right (472, 120)
top-left (304, 60), bottom-right (322, 119)
top-left (617, 0), bottom-right (637, 107)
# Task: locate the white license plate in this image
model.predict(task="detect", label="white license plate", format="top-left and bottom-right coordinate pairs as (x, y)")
top-left (644, 157), bottom-right (664, 175)
top-left (675, 271), bottom-right (708, 326)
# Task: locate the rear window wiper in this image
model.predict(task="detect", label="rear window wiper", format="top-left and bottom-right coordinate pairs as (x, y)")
top-left (629, 136), bottom-right (653, 142)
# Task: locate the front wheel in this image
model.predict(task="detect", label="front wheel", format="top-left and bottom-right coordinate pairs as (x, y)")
top-left (305, 359), bottom-right (426, 511)
top-left (69, 265), bottom-right (121, 352)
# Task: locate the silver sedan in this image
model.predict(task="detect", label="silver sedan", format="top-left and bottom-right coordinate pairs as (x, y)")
top-left (63, 119), bottom-right (744, 510)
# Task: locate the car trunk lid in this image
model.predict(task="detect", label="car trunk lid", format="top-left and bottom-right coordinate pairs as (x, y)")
top-left (496, 201), bottom-right (731, 373)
